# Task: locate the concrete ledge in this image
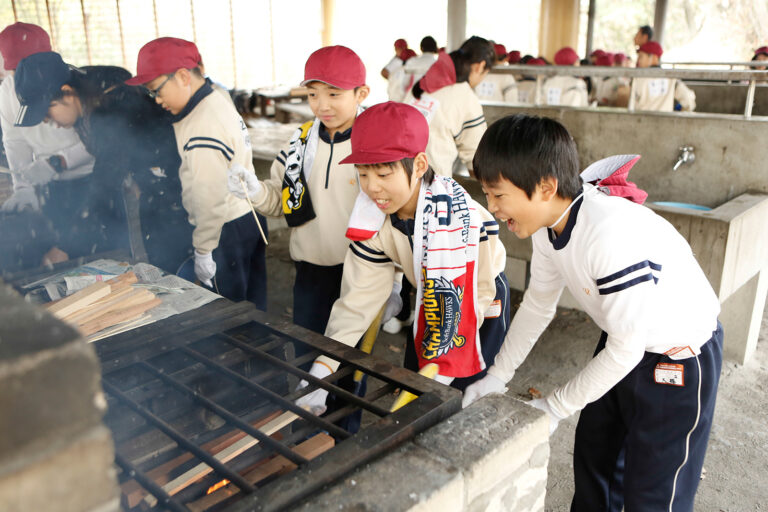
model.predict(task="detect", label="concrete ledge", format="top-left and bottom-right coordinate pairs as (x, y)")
top-left (295, 394), bottom-right (549, 511)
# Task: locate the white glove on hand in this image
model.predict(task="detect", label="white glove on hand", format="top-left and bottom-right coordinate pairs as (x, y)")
top-left (23, 159), bottom-right (58, 186)
top-left (194, 250), bottom-right (216, 288)
top-left (295, 361), bottom-right (333, 415)
top-left (461, 373), bottom-right (507, 408)
top-left (528, 398), bottom-right (563, 435)
top-left (381, 279), bottom-right (404, 324)
top-left (227, 163), bottom-right (261, 200)
top-left (1, 186), bottom-right (39, 212)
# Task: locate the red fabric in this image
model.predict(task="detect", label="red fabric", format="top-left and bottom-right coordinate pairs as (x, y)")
top-left (414, 261), bottom-right (481, 377)
top-left (345, 227), bottom-right (378, 241)
top-left (0, 22), bottom-right (51, 71)
top-left (494, 44), bottom-right (508, 58)
top-left (300, 45), bottom-right (366, 89)
top-left (597, 156), bottom-right (647, 204)
top-left (507, 50), bottom-right (522, 64)
top-left (400, 48), bottom-right (417, 62)
top-left (614, 52), bottom-right (627, 65)
top-left (419, 51), bottom-right (457, 93)
top-left (590, 49), bottom-right (606, 58)
top-left (595, 54), bottom-right (614, 67)
top-left (639, 41), bottom-right (663, 57)
top-left (394, 38), bottom-right (408, 50)
top-left (339, 101), bottom-right (429, 165)
top-left (527, 58), bottom-right (547, 66)
top-left (554, 47), bottom-right (579, 66)
top-left (755, 46), bottom-right (768, 58)
top-left (126, 37), bottom-right (200, 85)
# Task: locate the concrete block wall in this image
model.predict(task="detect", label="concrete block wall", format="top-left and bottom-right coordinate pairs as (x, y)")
top-left (296, 394), bottom-right (549, 512)
top-left (0, 281), bottom-right (120, 512)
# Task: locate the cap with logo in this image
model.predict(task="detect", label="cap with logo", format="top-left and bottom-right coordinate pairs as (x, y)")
top-left (14, 51), bottom-right (70, 127)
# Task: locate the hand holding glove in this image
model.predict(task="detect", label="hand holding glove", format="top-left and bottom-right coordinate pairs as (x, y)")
top-left (1, 186), bottom-right (39, 212)
top-left (227, 163), bottom-right (261, 200)
top-left (461, 373), bottom-right (508, 408)
top-left (528, 398), bottom-right (564, 435)
top-left (295, 361), bottom-right (333, 415)
top-left (194, 250), bottom-right (216, 288)
top-left (381, 279), bottom-right (404, 324)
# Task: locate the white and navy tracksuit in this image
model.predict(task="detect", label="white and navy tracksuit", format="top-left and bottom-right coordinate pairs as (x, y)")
top-left (172, 82), bottom-right (267, 307)
top-left (487, 184), bottom-right (722, 511)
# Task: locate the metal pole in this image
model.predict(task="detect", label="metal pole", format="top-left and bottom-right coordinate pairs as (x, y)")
top-left (653, 0), bottom-right (669, 47)
top-left (446, 0), bottom-right (467, 52)
top-left (115, 0), bottom-right (127, 69)
top-left (44, 0), bottom-right (57, 51)
top-left (228, 0), bottom-right (237, 88)
top-left (744, 79), bottom-right (756, 118)
top-left (585, 0), bottom-right (596, 57)
top-left (79, 0), bottom-right (92, 65)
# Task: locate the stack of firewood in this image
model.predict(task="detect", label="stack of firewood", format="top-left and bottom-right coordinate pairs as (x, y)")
top-left (45, 272), bottom-right (161, 336)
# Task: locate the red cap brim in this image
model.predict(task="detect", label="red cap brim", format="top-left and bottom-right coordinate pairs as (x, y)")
top-left (340, 150), bottom-right (413, 165)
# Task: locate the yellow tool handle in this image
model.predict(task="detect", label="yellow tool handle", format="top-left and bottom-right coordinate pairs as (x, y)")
top-left (353, 304), bottom-right (386, 383)
top-left (389, 363), bottom-right (440, 412)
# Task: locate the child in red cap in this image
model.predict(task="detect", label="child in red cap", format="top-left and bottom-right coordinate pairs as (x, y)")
top-left (542, 46), bottom-right (588, 107)
top-left (296, 101), bottom-right (510, 417)
top-left (475, 42), bottom-right (519, 104)
top-left (405, 36), bottom-right (495, 177)
top-left (466, 114), bottom-right (722, 511)
top-left (127, 37), bottom-right (267, 306)
top-left (381, 38), bottom-right (409, 80)
top-left (229, 45), bottom-right (374, 341)
top-left (633, 41), bottom-right (696, 111)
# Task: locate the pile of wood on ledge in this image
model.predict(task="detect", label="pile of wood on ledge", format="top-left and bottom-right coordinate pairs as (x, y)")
top-left (44, 272), bottom-right (161, 339)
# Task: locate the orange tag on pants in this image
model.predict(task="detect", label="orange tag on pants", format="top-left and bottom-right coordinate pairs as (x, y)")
top-left (654, 363), bottom-right (684, 386)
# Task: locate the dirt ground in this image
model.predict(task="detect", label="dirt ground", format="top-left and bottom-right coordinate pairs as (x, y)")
top-left (264, 227), bottom-right (768, 511)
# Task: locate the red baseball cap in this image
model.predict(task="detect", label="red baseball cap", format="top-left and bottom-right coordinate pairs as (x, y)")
top-left (554, 47), bottom-right (579, 66)
top-left (755, 46), bottom-right (768, 57)
top-left (638, 41), bottom-right (663, 57)
top-left (301, 45), bottom-right (366, 89)
top-left (400, 48), bottom-right (417, 62)
top-left (527, 58), bottom-right (547, 66)
top-left (590, 49), bottom-right (606, 58)
top-left (613, 52), bottom-right (627, 65)
top-left (595, 54), bottom-right (614, 66)
top-left (394, 39), bottom-right (408, 50)
top-left (126, 37), bottom-right (201, 85)
top-left (0, 22), bottom-right (51, 71)
top-left (339, 102), bottom-right (428, 165)
top-left (493, 44), bottom-right (507, 58)
top-left (507, 50), bottom-right (521, 64)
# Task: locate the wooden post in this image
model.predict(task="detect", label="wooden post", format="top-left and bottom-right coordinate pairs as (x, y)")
top-left (10, 0), bottom-right (17, 22)
top-left (538, 0), bottom-right (580, 62)
top-left (115, 0), bottom-right (127, 69)
top-left (585, 0), bottom-right (596, 57)
top-left (79, 0), bottom-right (93, 65)
top-left (189, 0), bottom-right (198, 42)
top-left (151, 0), bottom-right (159, 38)
top-left (228, 0), bottom-right (237, 87)
top-left (44, 0), bottom-right (57, 51)
top-left (321, 0), bottom-right (334, 47)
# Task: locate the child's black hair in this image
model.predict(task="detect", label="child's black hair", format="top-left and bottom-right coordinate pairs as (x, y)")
top-left (639, 25), bottom-right (654, 40)
top-left (411, 36), bottom-right (493, 99)
top-left (356, 158), bottom-right (435, 185)
top-left (473, 114), bottom-right (582, 200)
top-left (452, 36), bottom-right (495, 83)
top-left (420, 36), bottom-right (438, 53)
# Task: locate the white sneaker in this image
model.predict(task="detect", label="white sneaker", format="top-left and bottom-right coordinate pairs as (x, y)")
top-left (382, 317), bottom-right (403, 334)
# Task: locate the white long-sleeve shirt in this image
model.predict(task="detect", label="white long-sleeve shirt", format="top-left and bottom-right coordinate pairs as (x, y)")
top-left (0, 75), bottom-right (94, 187)
top-left (633, 77), bottom-right (696, 112)
top-left (488, 185), bottom-right (720, 418)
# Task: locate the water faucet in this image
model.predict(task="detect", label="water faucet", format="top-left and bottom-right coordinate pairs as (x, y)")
top-left (673, 146), bottom-right (695, 171)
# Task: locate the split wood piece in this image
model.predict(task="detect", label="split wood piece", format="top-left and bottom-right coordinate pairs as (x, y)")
top-left (78, 297), bottom-right (161, 336)
top-left (120, 410), bottom-right (283, 508)
top-left (62, 287), bottom-right (137, 324)
top-left (187, 433), bottom-right (335, 511)
top-left (86, 313), bottom-right (151, 343)
top-left (144, 411), bottom-right (300, 507)
top-left (45, 281), bottom-right (111, 319)
top-left (107, 271), bottom-right (138, 291)
top-left (71, 288), bottom-right (155, 326)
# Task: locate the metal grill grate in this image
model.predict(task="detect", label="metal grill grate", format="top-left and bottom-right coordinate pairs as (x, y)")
top-left (95, 300), bottom-right (460, 511)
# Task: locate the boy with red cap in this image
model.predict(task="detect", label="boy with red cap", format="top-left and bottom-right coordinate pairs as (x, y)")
top-left (542, 46), bottom-right (588, 107)
top-left (591, 52), bottom-right (631, 107)
top-left (474, 42), bottom-right (519, 104)
top-left (127, 37), bottom-right (267, 306)
top-left (295, 101), bottom-right (510, 414)
top-left (633, 41), bottom-right (695, 111)
top-left (381, 38), bottom-right (409, 80)
top-left (387, 37), bottom-right (438, 103)
top-left (229, 46), bottom-right (374, 337)
top-left (464, 114), bottom-right (722, 511)
top-left (0, 22), bottom-right (94, 265)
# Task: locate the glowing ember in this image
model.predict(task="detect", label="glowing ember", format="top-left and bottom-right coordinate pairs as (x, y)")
top-left (206, 479), bottom-right (230, 495)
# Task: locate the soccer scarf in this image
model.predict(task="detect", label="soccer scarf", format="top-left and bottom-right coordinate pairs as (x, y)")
top-left (411, 176), bottom-right (484, 377)
top-left (281, 119), bottom-right (319, 227)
